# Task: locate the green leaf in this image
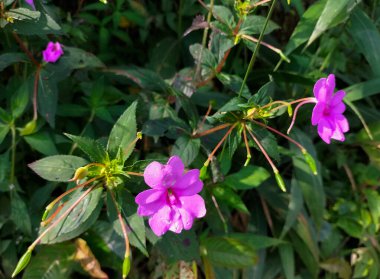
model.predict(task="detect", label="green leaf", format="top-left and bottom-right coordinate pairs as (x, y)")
top-left (239, 15), bottom-right (279, 36)
top-left (106, 190), bottom-right (147, 256)
top-left (171, 136), bottom-right (200, 166)
top-left (224, 165), bottom-right (270, 190)
top-left (65, 134), bottom-right (108, 163)
top-left (107, 101), bottom-right (137, 160)
top-left (285, 0), bottom-right (327, 54)
top-left (0, 53), bottom-right (27, 72)
top-left (10, 191), bottom-right (32, 236)
top-left (40, 187), bottom-right (103, 244)
top-left (349, 8), bottom-right (380, 77)
top-left (291, 129), bottom-right (325, 228)
top-left (213, 185), bottom-right (249, 214)
top-left (22, 243), bottom-right (76, 279)
top-left (279, 244), bottom-right (295, 279)
top-left (0, 123), bottom-right (10, 145)
top-left (11, 82), bottom-right (29, 119)
top-left (212, 5), bottom-right (235, 28)
top-left (36, 70), bottom-right (58, 127)
top-left (201, 236), bottom-right (257, 268)
top-left (281, 178), bottom-right (304, 238)
top-left (189, 43), bottom-right (217, 70)
top-left (216, 73), bottom-right (250, 98)
top-left (307, 0), bottom-right (351, 46)
top-left (157, 230), bottom-right (200, 262)
top-left (29, 155), bottom-right (88, 182)
top-left (320, 258), bottom-right (352, 279)
top-left (24, 131), bottom-right (58, 156)
top-left (364, 189), bottom-right (380, 231)
top-left (6, 8), bottom-right (62, 35)
top-left (344, 78), bottom-right (380, 102)
top-left (227, 233), bottom-right (285, 249)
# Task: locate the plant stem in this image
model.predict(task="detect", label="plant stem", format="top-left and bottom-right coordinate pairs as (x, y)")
top-left (33, 65), bottom-right (41, 121)
top-left (238, 0), bottom-right (277, 97)
top-left (10, 124), bottom-right (16, 184)
top-left (69, 110), bottom-right (95, 154)
top-left (193, 123), bottom-right (232, 138)
top-left (29, 184), bottom-right (97, 251)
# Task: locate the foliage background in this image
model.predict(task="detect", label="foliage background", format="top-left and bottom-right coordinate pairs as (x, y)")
top-left (1, 0), bottom-right (380, 278)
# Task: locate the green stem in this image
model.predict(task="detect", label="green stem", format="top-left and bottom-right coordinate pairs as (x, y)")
top-left (10, 124), bottom-right (16, 184)
top-left (69, 110), bottom-right (95, 154)
top-left (238, 0), bottom-right (277, 97)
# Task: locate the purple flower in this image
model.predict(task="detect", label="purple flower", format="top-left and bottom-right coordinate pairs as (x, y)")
top-left (135, 156), bottom-right (206, 236)
top-left (42, 42), bottom-right (64, 63)
top-left (311, 74), bottom-right (349, 144)
top-left (25, 0), bottom-right (35, 10)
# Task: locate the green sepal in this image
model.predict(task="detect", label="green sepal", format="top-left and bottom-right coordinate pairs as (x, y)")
top-left (303, 151), bottom-right (318, 175)
top-left (200, 165), bottom-right (208, 180)
top-left (274, 171), bottom-right (286, 192)
top-left (19, 120), bottom-right (36, 136)
top-left (122, 255), bottom-right (131, 279)
top-left (12, 249), bottom-right (32, 278)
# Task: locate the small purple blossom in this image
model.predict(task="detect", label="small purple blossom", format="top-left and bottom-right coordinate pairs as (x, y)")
top-left (42, 42), bottom-right (64, 63)
top-left (135, 156), bottom-right (206, 236)
top-left (25, 0), bottom-right (35, 10)
top-left (311, 74), bottom-right (349, 144)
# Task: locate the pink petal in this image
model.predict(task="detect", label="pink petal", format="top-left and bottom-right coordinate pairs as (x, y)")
top-left (331, 123), bottom-right (345, 142)
top-left (168, 209), bottom-right (184, 233)
top-left (178, 207), bottom-right (195, 230)
top-left (172, 169), bottom-right (203, 196)
top-left (25, 0), bottom-right (35, 9)
top-left (311, 102), bottom-right (325, 126)
top-left (148, 205), bottom-right (173, 236)
top-left (179, 194), bottom-right (206, 218)
top-left (336, 114), bottom-right (349, 133)
top-left (332, 102), bottom-right (346, 115)
top-left (135, 189), bottom-right (166, 216)
top-left (144, 161), bottom-right (165, 188)
top-left (331, 90), bottom-right (346, 107)
top-left (167, 156), bottom-right (184, 179)
top-left (313, 74), bottom-right (335, 102)
top-left (317, 118), bottom-right (333, 144)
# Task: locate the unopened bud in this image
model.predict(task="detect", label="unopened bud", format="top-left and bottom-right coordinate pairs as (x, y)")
top-left (200, 165), bottom-right (208, 180)
top-left (12, 249), bottom-right (32, 278)
top-left (302, 151), bottom-right (317, 175)
top-left (69, 166), bottom-right (88, 182)
top-left (19, 120), bottom-right (36, 136)
top-left (274, 171), bottom-right (286, 192)
top-left (122, 255), bottom-right (131, 279)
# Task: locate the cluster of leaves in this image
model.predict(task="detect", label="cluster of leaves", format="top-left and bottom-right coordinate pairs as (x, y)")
top-left (0, 0), bottom-right (380, 278)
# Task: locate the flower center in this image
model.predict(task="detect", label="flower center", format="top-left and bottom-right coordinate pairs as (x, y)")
top-left (167, 188), bottom-right (179, 206)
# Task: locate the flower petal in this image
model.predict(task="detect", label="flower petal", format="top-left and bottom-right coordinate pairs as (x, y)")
top-left (331, 123), bottom-right (345, 142)
top-left (331, 90), bottom-right (346, 107)
top-left (135, 189), bottom-right (166, 216)
top-left (148, 205), bottom-right (173, 236)
top-left (143, 161), bottom-right (165, 188)
top-left (179, 194), bottom-right (206, 218)
top-left (168, 209), bottom-right (184, 233)
top-left (178, 207), bottom-right (194, 230)
top-left (336, 114), bottom-right (349, 133)
top-left (172, 169), bottom-right (203, 196)
top-left (167, 156), bottom-right (185, 179)
top-left (332, 102), bottom-right (346, 115)
top-left (313, 74), bottom-right (335, 102)
top-left (317, 118), bottom-right (333, 144)
top-left (311, 102), bottom-right (325, 126)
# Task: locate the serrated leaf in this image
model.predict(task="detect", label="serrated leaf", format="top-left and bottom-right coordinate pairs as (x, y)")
top-left (40, 187), bottom-right (103, 244)
top-left (107, 101), bottom-right (137, 161)
top-left (224, 165), bottom-right (269, 190)
top-left (29, 155), bottom-right (88, 182)
top-left (65, 134), bottom-right (108, 163)
top-left (23, 243), bottom-right (76, 279)
top-left (11, 191), bottom-right (32, 236)
top-left (201, 236), bottom-right (257, 268)
top-left (171, 136), bottom-right (200, 166)
top-left (24, 131), bottom-right (58, 156)
top-left (239, 15), bottom-right (279, 36)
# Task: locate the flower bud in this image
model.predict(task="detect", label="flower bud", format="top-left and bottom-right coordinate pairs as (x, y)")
top-left (274, 171), bottom-right (286, 192)
top-left (19, 120), bottom-right (36, 136)
top-left (302, 151), bottom-right (317, 175)
top-left (122, 255), bottom-right (131, 279)
top-left (69, 166), bottom-right (88, 182)
top-left (12, 249), bottom-right (32, 278)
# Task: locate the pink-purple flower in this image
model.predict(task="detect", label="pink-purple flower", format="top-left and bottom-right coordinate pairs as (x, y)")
top-left (42, 42), bottom-right (64, 63)
top-left (311, 74), bottom-right (349, 144)
top-left (25, 0), bottom-right (35, 10)
top-left (135, 156), bottom-right (206, 236)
